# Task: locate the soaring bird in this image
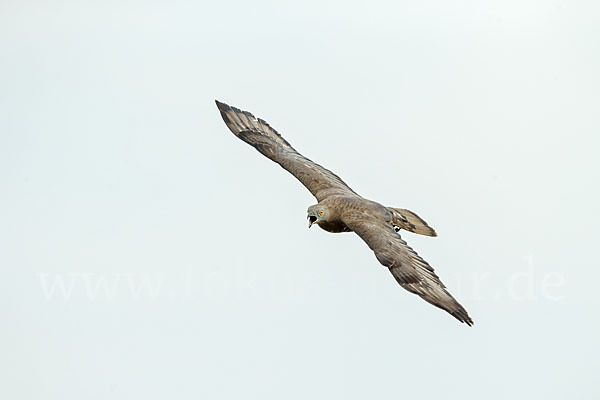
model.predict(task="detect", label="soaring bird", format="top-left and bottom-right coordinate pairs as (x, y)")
top-left (215, 100), bottom-right (473, 326)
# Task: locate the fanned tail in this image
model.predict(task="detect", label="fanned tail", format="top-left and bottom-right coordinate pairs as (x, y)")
top-left (388, 208), bottom-right (437, 237)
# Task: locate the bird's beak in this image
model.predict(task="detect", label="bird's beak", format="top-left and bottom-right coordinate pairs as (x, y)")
top-left (308, 215), bottom-right (316, 228)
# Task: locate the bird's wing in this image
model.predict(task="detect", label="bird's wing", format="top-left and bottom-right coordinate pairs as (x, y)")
top-left (216, 100), bottom-right (357, 201)
top-left (343, 212), bottom-right (473, 326)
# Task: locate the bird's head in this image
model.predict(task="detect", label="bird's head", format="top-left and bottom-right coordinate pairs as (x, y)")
top-left (307, 204), bottom-right (329, 228)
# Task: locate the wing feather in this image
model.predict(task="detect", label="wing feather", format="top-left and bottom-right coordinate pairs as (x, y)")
top-left (216, 100), bottom-right (356, 201)
top-left (343, 213), bottom-right (473, 326)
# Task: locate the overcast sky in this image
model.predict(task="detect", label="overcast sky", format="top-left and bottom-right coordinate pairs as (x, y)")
top-left (1, 0), bottom-right (599, 399)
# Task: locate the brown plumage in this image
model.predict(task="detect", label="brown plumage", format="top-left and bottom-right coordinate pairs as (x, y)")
top-left (216, 100), bottom-right (473, 326)
top-left (389, 208), bottom-right (437, 237)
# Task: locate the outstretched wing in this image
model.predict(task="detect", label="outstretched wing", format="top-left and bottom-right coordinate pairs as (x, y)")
top-left (216, 100), bottom-right (357, 201)
top-left (343, 213), bottom-right (473, 326)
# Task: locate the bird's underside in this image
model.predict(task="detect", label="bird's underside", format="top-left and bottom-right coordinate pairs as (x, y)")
top-left (215, 100), bottom-right (473, 326)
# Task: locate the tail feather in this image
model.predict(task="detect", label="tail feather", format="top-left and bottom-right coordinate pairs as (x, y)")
top-left (389, 208), bottom-right (437, 237)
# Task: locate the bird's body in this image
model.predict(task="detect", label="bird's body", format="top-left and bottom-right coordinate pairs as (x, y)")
top-left (216, 100), bottom-right (473, 326)
top-left (311, 196), bottom-right (390, 233)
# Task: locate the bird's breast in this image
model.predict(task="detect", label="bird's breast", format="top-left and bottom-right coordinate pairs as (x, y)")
top-left (318, 221), bottom-right (352, 233)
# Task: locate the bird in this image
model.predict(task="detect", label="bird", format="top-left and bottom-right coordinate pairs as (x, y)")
top-left (215, 100), bottom-right (473, 326)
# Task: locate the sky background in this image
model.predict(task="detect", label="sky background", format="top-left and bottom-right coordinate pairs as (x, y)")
top-left (1, 0), bottom-right (599, 399)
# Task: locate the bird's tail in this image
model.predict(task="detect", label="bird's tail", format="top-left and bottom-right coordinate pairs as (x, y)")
top-left (388, 208), bottom-right (437, 237)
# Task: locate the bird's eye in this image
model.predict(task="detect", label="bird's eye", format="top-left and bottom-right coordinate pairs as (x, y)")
top-left (319, 210), bottom-right (324, 216)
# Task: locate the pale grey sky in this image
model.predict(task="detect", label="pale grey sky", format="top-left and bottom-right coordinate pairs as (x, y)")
top-left (1, 0), bottom-right (599, 399)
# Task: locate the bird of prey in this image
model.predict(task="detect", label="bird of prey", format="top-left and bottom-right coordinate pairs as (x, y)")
top-left (215, 100), bottom-right (473, 326)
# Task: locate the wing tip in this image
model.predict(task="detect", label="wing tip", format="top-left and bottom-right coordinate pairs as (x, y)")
top-left (452, 309), bottom-right (474, 326)
top-left (215, 99), bottom-right (230, 112)
top-left (215, 100), bottom-right (244, 135)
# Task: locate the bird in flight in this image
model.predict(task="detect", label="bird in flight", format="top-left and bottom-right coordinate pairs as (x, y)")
top-left (215, 100), bottom-right (473, 326)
